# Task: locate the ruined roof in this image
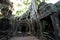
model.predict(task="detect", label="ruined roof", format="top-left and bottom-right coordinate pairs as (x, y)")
top-left (38, 3), bottom-right (52, 19)
top-left (38, 1), bottom-right (60, 19)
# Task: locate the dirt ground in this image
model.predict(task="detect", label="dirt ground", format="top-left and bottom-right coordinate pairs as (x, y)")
top-left (9, 36), bottom-right (39, 40)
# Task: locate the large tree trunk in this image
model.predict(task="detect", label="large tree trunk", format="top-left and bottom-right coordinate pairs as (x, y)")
top-left (30, 0), bottom-right (37, 20)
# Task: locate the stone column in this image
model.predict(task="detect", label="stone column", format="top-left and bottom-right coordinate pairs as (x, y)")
top-left (39, 20), bottom-right (43, 36)
top-left (50, 13), bottom-right (60, 40)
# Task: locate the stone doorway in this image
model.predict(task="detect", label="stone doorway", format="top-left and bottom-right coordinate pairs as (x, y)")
top-left (0, 18), bottom-right (11, 31)
top-left (41, 16), bottom-right (54, 38)
top-left (21, 24), bottom-right (26, 33)
top-left (17, 22), bottom-right (29, 34)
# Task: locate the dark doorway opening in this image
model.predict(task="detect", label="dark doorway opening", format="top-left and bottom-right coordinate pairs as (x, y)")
top-left (42, 16), bottom-right (54, 38)
top-left (34, 21), bottom-right (38, 32)
top-left (0, 18), bottom-right (11, 31)
top-left (21, 25), bottom-right (26, 33)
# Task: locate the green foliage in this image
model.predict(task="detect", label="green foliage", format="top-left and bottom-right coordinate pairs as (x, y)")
top-left (36, 0), bottom-right (48, 6)
top-left (23, 0), bottom-right (30, 5)
top-left (17, 3), bottom-right (22, 7)
top-left (36, 0), bottom-right (41, 7)
top-left (16, 10), bottom-right (23, 15)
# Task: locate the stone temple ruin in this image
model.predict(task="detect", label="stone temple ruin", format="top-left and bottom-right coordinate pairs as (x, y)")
top-left (0, 0), bottom-right (60, 40)
top-left (0, 0), bottom-right (14, 40)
